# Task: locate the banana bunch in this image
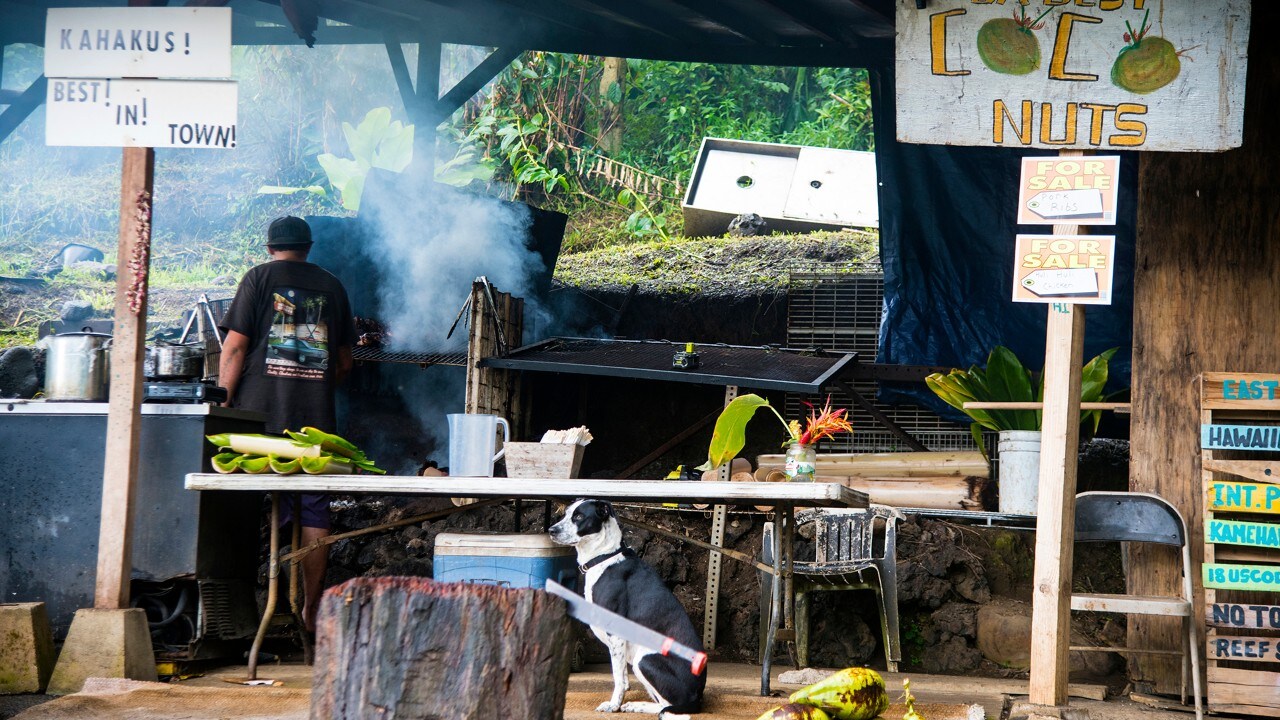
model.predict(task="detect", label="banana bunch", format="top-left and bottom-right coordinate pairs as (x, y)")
top-left (755, 703), bottom-right (832, 720)
top-left (784, 667), bottom-right (890, 720)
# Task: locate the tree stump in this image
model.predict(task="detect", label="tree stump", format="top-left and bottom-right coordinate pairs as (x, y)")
top-left (311, 577), bottom-right (574, 720)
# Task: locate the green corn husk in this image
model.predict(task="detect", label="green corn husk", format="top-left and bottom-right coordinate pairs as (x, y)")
top-left (239, 456), bottom-right (272, 474)
top-left (212, 452), bottom-right (245, 473)
top-left (351, 458), bottom-right (387, 475)
top-left (285, 427), bottom-right (364, 460)
top-left (298, 455), bottom-right (352, 474)
top-left (268, 454), bottom-right (301, 475)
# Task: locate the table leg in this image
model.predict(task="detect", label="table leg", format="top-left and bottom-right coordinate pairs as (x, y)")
top-left (543, 500), bottom-right (553, 531)
top-left (248, 491), bottom-right (281, 681)
top-left (761, 504), bottom-right (789, 696)
top-left (514, 498), bottom-right (523, 532)
top-left (782, 505), bottom-right (796, 669)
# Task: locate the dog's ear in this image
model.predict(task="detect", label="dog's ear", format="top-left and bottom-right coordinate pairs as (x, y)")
top-left (598, 501), bottom-right (615, 518)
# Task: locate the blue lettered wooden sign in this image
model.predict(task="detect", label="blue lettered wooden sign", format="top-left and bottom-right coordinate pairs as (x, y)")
top-left (1208, 519), bottom-right (1280, 549)
top-left (1204, 563), bottom-right (1280, 592)
top-left (1202, 424), bottom-right (1280, 452)
top-left (1207, 482), bottom-right (1280, 515)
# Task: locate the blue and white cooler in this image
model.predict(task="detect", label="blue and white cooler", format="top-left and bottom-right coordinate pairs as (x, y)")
top-left (433, 532), bottom-right (578, 591)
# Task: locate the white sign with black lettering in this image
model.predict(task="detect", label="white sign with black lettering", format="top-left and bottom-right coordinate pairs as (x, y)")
top-left (44, 7), bottom-right (231, 79)
top-left (46, 79), bottom-right (237, 149)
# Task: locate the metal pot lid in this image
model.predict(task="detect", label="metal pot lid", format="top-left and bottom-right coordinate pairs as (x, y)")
top-left (54, 331), bottom-right (113, 338)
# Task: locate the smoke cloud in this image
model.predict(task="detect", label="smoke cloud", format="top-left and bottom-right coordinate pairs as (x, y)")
top-left (359, 171), bottom-right (545, 352)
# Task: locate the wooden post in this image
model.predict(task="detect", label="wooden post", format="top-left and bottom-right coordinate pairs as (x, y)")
top-left (94, 147), bottom-right (154, 610)
top-left (1028, 149), bottom-right (1088, 705)
top-left (311, 577), bottom-right (574, 719)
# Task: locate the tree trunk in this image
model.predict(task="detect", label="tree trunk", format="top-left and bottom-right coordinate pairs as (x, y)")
top-left (311, 577), bottom-right (574, 720)
top-left (598, 57), bottom-right (627, 154)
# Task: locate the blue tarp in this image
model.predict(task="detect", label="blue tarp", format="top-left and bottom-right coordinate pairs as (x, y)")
top-left (867, 68), bottom-right (1135, 419)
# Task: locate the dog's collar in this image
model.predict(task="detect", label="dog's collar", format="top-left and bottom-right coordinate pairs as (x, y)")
top-left (580, 546), bottom-right (631, 573)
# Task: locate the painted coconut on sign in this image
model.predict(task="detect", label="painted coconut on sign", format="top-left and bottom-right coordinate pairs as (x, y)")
top-left (1111, 9), bottom-right (1192, 94)
top-left (977, 7), bottom-right (1051, 76)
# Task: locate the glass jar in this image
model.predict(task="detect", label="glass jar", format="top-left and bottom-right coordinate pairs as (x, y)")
top-left (784, 443), bottom-right (817, 482)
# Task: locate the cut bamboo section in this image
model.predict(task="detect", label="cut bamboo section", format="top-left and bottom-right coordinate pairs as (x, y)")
top-left (756, 451), bottom-right (990, 479)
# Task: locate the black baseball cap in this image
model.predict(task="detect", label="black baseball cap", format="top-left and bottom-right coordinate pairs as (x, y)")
top-left (266, 216), bottom-right (313, 247)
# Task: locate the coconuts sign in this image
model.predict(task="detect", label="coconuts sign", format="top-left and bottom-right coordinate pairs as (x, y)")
top-left (894, 0), bottom-right (1251, 152)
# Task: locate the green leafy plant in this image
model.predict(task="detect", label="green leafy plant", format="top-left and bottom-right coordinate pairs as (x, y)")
top-left (925, 346), bottom-right (1121, 457)
top-left (701, 394), bottom-right (852, 471)
top-left (259, 107), bottom-right (414, 212)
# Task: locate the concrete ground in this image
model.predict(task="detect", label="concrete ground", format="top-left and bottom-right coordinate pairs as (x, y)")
top-left (0, 661), bottom-right (1195, 720)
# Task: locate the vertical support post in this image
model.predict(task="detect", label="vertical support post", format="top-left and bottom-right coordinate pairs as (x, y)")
top-left (413, 31), bottom-right (442, 181)
top-left (1028, 146), bottom-right (1087, 705)
top-left (94, 146), bottom-right (154, 610)
top-left (702, 385), bottom-right (737, 650)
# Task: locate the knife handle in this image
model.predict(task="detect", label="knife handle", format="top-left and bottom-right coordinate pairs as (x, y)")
top-left (659, 637), bottom-right (708, 676)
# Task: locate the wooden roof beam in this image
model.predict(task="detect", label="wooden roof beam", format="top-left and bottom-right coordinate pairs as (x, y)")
top-left (749, 0), bottom-right (857, 46)
top-left (437, 46), bottom-right (522, 115)
top-left (482, 0), bottom-right (602, 36)
top-left (663, 0), bottom-right (781, 46)
top-left (560, 0), bottom-right (698, 44)
top-left (0, 75), bottom-right (45, 146)
top-left (835, 0), bottom-right (896, 38)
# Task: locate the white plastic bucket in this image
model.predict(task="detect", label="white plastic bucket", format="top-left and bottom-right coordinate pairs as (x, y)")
top-left (997, 430), bottom-right (1041, 515)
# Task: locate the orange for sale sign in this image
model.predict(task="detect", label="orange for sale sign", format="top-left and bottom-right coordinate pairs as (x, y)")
top-left (1012, 234), bottom-right (1115, 305)
top-left (1017, 156), bottom-right (1120, 226)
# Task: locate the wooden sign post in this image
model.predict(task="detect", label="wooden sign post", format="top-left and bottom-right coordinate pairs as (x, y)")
top-left (42, 6), bottom-right (235, 694)
top-left (1027, 163), bottom-right (1088, 705)
top-left (95, 146), bottom-right (154, 610)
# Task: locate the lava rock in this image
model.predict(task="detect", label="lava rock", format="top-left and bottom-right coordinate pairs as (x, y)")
top-left (728, 213), bottom-right (768, 237)
top-left (922, 634), bottom-right (983, 674)
top-left (0, 348), bottom-right (39, 399)
top-left (931, 601), bottom-right (979, 639)
top-left (59, 300), bottom-right (95, 323)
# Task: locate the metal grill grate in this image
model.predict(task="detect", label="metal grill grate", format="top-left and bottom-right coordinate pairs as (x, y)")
top-left (483, 337), bottom-right (855, 394)
top-left (785, 263), bottom-right (977, 453)
top-left (352, 346), bottom-right (468, 366)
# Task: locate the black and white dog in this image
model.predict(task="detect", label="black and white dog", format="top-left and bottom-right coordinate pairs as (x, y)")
top-left (550, 499), bottom-right (706, 718)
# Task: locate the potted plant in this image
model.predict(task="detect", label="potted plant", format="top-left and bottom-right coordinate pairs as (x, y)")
top-left (702, 395), bottom-right (853, 481)
top-left (925, 346), bottom-right (1120, 514)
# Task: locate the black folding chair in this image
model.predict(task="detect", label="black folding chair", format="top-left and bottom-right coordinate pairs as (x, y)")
top-left (1070, 491), bottom-right (1203, 720)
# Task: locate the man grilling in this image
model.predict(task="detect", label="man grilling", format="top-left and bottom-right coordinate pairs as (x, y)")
top-left (219, 215), bottom-right (355, 632)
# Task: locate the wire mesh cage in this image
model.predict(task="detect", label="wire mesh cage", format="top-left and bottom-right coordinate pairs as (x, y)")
top-left (785, 262), bottom-right (979, 453)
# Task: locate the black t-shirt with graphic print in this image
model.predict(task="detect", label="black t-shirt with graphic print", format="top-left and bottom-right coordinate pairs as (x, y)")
top-left (220, 260), bottom-right (355, 434)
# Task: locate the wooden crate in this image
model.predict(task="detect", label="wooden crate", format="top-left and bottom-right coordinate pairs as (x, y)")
top-left (505, 442), bottom-right (585, 479)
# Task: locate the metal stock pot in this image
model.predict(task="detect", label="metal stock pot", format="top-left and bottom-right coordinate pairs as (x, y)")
top-left (145, 342), bottom-right (204, 380)
top-left (43, 331), bottom-right (112, 401)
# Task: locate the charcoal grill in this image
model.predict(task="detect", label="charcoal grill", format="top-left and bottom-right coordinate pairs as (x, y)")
top-left (480, 337), bottom-right (856, 393)
top-left (352, 346), bottom-right (467, 367)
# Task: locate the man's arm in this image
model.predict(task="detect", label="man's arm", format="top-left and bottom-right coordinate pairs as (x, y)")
top-left (335, 345), bottom-right (353, 386)
top-left (219, 330), bottom-right (251, 406)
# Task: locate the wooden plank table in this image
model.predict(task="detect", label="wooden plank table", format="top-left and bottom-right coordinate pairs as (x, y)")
top-left (185, 474), bottom-right (868, 694)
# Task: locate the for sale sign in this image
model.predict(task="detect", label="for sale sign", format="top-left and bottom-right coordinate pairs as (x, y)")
top-left (1012, 234), bottom-right (1115, 305)
top-left (1017, 156), bottom-right (1120, 226)
top-left (44, 7), bottom-right (231, 79)
top-left (45, 79), bottom-right (237, 149)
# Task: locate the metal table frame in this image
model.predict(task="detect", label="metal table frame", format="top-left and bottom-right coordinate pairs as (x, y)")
top-left (185, 474), bottom-right (867, 694)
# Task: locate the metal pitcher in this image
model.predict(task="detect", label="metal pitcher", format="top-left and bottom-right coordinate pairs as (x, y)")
top-left (447, 413), bottom-right (510, 477)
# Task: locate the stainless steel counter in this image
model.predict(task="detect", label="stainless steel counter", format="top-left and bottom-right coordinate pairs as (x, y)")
top-left (0, 399), bottom-right (265, 422)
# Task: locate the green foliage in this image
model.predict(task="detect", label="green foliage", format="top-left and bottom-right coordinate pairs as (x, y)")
top-left (444, 53), bottom-right (875, 243)
top-left (259, 107), bottom-right (414, 212)
top-left (925, 346), bottom-right (1122, 456)
top-left (701, 393), bottom-right (795, 471)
